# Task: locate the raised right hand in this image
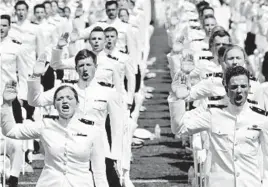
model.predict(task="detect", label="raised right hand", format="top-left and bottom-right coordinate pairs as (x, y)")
top-left (57, 32), bottom-right (69, 49)
top-left (33, 53), bottom-right (47, 76)
top-left (3, 81), bottom-right (17, 105)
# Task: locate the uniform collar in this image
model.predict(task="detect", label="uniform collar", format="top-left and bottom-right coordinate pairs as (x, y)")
top-left (226, 100), bottom-right (250, 116)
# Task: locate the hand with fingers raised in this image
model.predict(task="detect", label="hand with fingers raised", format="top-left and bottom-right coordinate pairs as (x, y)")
top-left (57, 32), bottom-right (69, 49)
top-left (2, 81), bottom-right (18, 106)
top-left (33, 53), bottom-right (47, 77)
top-left (171, 71), bottom-right (191, 99)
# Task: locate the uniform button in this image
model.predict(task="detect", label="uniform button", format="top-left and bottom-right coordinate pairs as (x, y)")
top-left (64, 152), bottom-right (67, 156)
top-left (236, 172), bottom-right (240, 177)
top-left (234, 157), bottom-right (237, 161)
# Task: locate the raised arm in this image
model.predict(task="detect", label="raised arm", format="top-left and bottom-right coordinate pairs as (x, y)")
top-left (107, 91), bottom-right (124, 161)
top-left (90, 127), bottom-right (109, 187)
top-left (1, 83), bottom-right (42, 139)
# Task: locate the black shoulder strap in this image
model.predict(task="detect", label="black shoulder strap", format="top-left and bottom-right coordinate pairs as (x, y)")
top-left (208, 104), bottom-right (227, 109)
top-left (250, 106), bottom-right (267, 116)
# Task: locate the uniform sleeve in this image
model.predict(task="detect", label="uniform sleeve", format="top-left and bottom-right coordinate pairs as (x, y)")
top-left (107, 91), bottom-right (124, 160)
top-left (27, 77), bottom-right (55, 107)
top-left (186, 78), bottom-right (214, 102)
top-left (125, 58), bottom-right (136, 104)
top-left (50, 48), bottom-right (75, 70)
top-left (169, 98), bottom-right (211, 135)
top-left (36, 27), bottom-right (46, 58)
top-left (90, 127), bottom-right (109, 187)
top-left (260, 123), bottom-right (268, 186)
top-left (1, 106), bottom-right (42, 139)
top-left (16, 45), bottom-right (29, 101)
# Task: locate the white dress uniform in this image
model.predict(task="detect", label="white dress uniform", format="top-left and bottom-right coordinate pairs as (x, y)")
top-left (0, 36), bottom-right (28, 103)
top-left (79, 17), bottom-right (134, 54)
top-left (172, 100), bottom-right (268, 187)
top-left (50, 48), bottom-right (122, 92)
top-left (27, 78), bottom-right (124, 161)
top-left (9, 19), bottom-right (45, 75)
top-left (1, 107), bottom-right (109, 187)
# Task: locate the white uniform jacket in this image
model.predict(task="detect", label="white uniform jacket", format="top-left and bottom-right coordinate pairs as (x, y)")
top-left (27, 78), bottom-right (124, 160)
top-left (1, 107), bottom-right (108, 187)
top-left (172, 100), bottom-right (268, 187)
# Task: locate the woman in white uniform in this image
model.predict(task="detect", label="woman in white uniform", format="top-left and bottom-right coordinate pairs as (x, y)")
top-left (1, 83), bottom-right (109, 187)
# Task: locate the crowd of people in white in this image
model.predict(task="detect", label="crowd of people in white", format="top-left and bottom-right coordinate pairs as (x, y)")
top-left (165, 0), bottom-right (268, 187)
top-left (0, 0), bottom-right (155, 186)
top-left (3, 0), bottom-right (268, 187)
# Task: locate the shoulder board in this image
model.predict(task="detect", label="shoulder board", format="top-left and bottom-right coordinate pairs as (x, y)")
top-left (107, 54), bottom-right (119, 61)
top-left (61, 79), bottom-right (78, 84)
top-left (30, 21), bottom-right (38, 25)
top-left (199, 56), bottom-right (214, 60)
top-left (43, 115), bottom-right (59, 120)
top-left (99, 20), bottom-right (107, 23)
top-left (192, 38), bottom-right (203, 42)
top-left (250, 106), bottom-right (267, 116)
top-left (95, 99), bottom-right (107, 103)
top-left (206, 72), bottom-right (223, 78)
top-left (249, 75), bottom-right (257, 81)
top-left (208, 96), bottom-right (224, 101)
top-left (12, 39), bottom-right (22, 45)
top-left (119, 50), bottom-right (128, 54)
top-left (247, 99), bottom-right (258, 105)
top-left (208, 104), bottom-right (227, 109)
top-left (79, 118), bottom-right (95, 125)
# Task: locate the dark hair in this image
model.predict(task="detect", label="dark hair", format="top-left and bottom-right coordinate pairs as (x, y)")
top-left (91, 26), bottom-right (104, 33)
top-left (64, 6), bottom-right (71, 12)
top-left (201, 6), bottom-right (214, 16)
top-left (43, 1), bottom-right (51, 6)
top-left (209, 30), bottom-right (231, 49)
top-left (119, 8), bottom-right (129, 16)
top-left (74, 49), bottom-right (97, 67)
top-left (218, 44), bottom-right (231, 59)
top-left (105, 0), bottom-right (118, 9)
top-left (104, 27), bottom-right (118, 36)
top-left (14, 0), bottom-right (29, 10)
top-left (1, 14), bottom-right (11, 26)
top-left (225, 66), bottom-right (250, 87)
top-left (51, 0), bottom-right (58, 6)
top-left (53, 85), bottom-right (79, 105)
top-left (196, 1), bottom-right (209, 12)
top-left (203, 14), bottom-right (216, 20)
top-left (34, 4), bottom-right (45, 13)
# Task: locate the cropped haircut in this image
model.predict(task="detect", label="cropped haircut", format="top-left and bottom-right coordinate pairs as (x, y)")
top-left (1, 14), bottom-right (11, 25)
top-left (14, 0), bottom-right (29, 10)
top-left (105, 0), bottom-right (118, 8)
top-left (225, 66), bottom-right (250, 87)
top-left (104, 27), bottom-right (118, 36)
top-left (74, 49), bottom-right (97, 67)
top-left (209, 30), bottom-right (231, 50)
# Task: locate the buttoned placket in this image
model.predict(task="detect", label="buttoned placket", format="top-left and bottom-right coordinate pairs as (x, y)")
top-left (233, 114), bottom-right (241, 186)
top-left (63, 131), bottom-right (69, 175)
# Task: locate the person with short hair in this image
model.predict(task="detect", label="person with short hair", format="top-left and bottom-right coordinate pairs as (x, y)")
top-left (171, 66), bottom-right (268, 187)
top-left (1, 83), bottom-right (109, 187)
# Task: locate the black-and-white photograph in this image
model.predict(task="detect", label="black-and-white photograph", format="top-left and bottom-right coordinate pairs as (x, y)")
top-left (1, 0), bottom-right (268, 187)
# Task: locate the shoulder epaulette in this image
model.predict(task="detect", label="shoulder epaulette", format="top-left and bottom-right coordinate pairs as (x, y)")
top-left (30, 21), bottom-right (38, 25)
top-left (95, 99), bottom-right (107, 103)
top-left (12, 39), bottom-right (22, 45)
top-left (199, 56), bottom-right (214, 60)
top-left (43, 115), bottom-right (59, 120)
top-left (189, 19), bottom-right (198, 22)
top-left (206, 72), bottom-right (223, 78)
top-left (247, 99), bottom-right (258, 105)
top-left (249, 75), bottom-right (257, 81)
top-left (98, 20), bottom-right (107, 23)
top-left (208, 96), bottom-right (224, 101)
top-left (107, 54), bottom-right (118, 61)
top-left (79, 118), bottom-right (95, 125)
top-left (208, 104), bottom-right (227, 109)
top-left (61, 79), bottom-right (78, 84)
top-left (119, 50), bottom-right (128, 54)
top-left (250, 106), bottom-right (268, 116)
top-left (192, 38), bottom-right (203, 42)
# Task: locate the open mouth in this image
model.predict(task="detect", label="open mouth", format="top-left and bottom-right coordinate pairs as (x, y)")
top-left (62, 104), bottom-right (70, 112)
top-left (235, 95), bottom-right (243, 102)
top-left (82, 72), bottom-right (89, 78)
